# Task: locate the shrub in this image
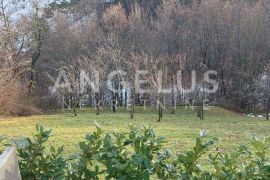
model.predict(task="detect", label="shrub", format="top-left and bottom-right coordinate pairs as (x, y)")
top-left (0, 124), bottom-right (269, 179)
top-left (11, 124), bottom-right (67, 179)
top-left (67, 123), bottom-right (104, 179)
top-left (0, 135), bottom-right (6, 154)
top-left (99, 124), bottom-right (165, 179)
top-left (0, 76), bottom-right (39, 116)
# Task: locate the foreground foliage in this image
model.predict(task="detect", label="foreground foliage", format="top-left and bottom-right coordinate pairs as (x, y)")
top-left (1, 124), bottom-right (269, 179)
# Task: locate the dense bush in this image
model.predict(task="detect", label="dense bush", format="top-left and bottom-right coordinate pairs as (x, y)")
top-left (0, 124), bottom-right (269, 179)
top-left (0, 135), bottom-right (5, 154)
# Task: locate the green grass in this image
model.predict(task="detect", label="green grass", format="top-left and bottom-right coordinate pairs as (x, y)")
top-left (0, 107), bottom-right (269, 156)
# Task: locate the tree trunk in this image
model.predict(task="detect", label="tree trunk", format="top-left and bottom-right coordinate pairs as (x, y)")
top-left (120, 84), bottom-right (123, 107)
top-left (267, 98), bottom-right (270, 120)
top-left (171, 77), bottom-right (175, 114)
top-left (197, 107), bottom-right (201, 118)
top-left (95, 92), bottom-right (100, 115)
top-left (125, 90), bottom-right (127, 106)
top-left (29, 14), bottom-right (43, 93)
top-left (201, 97), bottom-right (204, 120)
top-left (157, 94), bottom-right (162, 122)
top-left (112, 93), bottom-right (116, 113)
top-left (73, 108), bottom-right (77, 116)
top-left (157, 104), bottom-right (161, 122)
top-left (160, 105), bottom-right (163, 118)
top-left (29, 67), bottom-right (34, 90)
top-left (130, 87), bottom-right (135, 119)
top-left (137, 93), bottom-right (142, 106)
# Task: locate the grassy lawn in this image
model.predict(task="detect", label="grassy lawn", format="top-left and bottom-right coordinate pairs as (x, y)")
top-left (0, 107), bottom-right (269, 156)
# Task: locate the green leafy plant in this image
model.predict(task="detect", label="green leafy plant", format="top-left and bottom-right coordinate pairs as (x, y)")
top-left (0, 135), bottom-right (5, 142)
top-left (99, 124), bottom-right (166, 179)
top-left (1, 124), bottom-right (269, 179)
top-left (155, 130), bottom-right (217, 179)
top-left (0, 135), bottom-right (6, 154)
top-left (67, 122), bottom-right (104, 179)
top-left (209, 135), bottom-right (270, 179)
top-left (176, 130), bottom-right (215, 177)
top-left (155, 149), bottom-right (179, 179)
top-left (12, 124), bottom-right (66, 179)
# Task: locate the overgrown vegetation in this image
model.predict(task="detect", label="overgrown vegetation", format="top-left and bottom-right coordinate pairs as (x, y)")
top-left (1, 124), bottom-right (269, 179)
top-left (1, 0), bottom-right (270, 116)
